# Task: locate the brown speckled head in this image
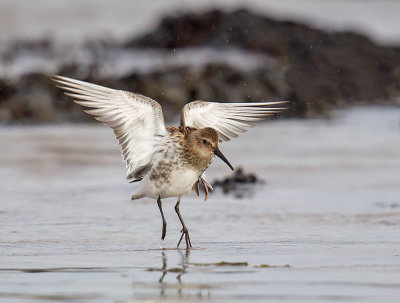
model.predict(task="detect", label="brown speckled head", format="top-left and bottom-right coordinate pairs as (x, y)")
top-left (198, 127), bottom-right (219, 147)
top-left (186, 127), bottom-right (219, 159)
top-left (185, 127), bottom-right (234, 170)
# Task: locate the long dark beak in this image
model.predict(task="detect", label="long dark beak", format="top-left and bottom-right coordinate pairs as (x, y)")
top-left (214, 147), bottom-right (234, 170)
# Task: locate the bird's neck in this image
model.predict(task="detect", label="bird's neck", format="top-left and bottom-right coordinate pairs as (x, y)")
top-left (183, 148), bottom-right (213, 173)
top-left (184, 129), bottom-right (213, 172)
top-left (167, 126), bottom-right (213, 172)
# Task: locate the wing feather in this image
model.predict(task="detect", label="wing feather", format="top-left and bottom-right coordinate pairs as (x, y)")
top-left (181, 100), bottom-right (288, 141)
top-left (51, 75), bottom-right (168, 181)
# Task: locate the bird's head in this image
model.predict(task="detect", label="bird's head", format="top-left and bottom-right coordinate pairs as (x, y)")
top-left (188, 127), bottom-right (234, 170)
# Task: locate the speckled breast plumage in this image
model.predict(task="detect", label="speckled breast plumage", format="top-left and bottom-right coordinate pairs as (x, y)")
top-left (136, 130), bottom-right (210, 199)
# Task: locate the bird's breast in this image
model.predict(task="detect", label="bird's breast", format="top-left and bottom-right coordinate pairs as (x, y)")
top-left (145, 139), bottom-right (205, 198)
top-left (147, 158), bottom-right (200, 198)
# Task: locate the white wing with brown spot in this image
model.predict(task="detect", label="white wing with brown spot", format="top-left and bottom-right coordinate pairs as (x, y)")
top-left (51, 75), bottom-right (168, 181)
top-left (180, 101), bottom-right (288, 141)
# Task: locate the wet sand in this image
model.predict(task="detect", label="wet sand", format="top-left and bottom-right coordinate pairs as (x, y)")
top-left (1, 107), bottom-right (400, 302)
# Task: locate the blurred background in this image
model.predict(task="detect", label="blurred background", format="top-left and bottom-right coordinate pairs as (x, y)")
top-left (1, 0), bottom-right (400, 123)
top-left (1, 1), bottom-right (400, 302)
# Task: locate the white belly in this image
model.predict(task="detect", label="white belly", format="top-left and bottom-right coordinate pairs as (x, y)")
top-left (163, 167), bottom-right (200, 198)
top-left (134, 158), bottom-right (202, 200)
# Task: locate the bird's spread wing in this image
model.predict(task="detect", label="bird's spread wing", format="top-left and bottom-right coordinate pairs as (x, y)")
top-left (51, 75), bottom-right (168, 181)
top-left (180, 101), bottom-right (288, 141)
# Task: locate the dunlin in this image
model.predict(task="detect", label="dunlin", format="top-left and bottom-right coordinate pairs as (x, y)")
top-left (51, 75), bottom-right (287, 248)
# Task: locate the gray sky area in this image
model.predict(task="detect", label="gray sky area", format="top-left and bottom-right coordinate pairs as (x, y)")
top-left (0, 0), bottom-right (399, 45)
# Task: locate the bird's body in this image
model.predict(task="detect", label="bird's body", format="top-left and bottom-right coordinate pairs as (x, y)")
top-left (51, 75), bottom-right (287, 248)
top-left (132, 127), bottom-right (212, 200)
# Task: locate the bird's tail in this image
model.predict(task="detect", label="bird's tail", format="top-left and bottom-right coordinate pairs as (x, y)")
top-left (131, 193), bottom-right (144, 200)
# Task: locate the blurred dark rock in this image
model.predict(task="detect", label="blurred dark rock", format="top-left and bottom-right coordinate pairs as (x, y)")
top-left (212, 167), bottom-right (263, 198)
top-left (1, 8), bottom-right (400, 123)
top-left (129, 9), bottom-right (400, 114)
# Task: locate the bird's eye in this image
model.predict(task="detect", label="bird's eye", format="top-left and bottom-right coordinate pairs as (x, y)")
top-left (202, 139), bottom-right (208, 145)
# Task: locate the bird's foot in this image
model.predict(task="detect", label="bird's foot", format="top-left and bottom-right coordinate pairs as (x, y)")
top-left (177, 227), bottom-right (192, 248)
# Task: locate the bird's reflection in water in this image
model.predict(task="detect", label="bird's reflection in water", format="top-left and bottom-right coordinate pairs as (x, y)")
top-left (134, 248), bottom-right (212, 300)
top-left (176, 248), bottom-right (189, 284)
top-left (158, 248), bottom-right (190, 298)
top-left (158, 250), bottom-right (168, 284)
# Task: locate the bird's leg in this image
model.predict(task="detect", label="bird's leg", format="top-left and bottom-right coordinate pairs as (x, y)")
top-left (157, 197), bottom-right (167, 241)
top-left (175, 196), bottom-right (192, 248)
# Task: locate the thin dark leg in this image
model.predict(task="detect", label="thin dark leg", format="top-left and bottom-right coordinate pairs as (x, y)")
top-left (157, 197), bottom-right (167, 241)
top-left (174, 197), bottom-right (192, 248)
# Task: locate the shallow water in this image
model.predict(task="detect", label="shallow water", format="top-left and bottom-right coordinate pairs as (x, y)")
top-left (1, 107), bottom-right (400, 302)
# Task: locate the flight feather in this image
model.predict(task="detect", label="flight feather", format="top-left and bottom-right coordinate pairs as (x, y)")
top-left (51, 75), bottom-right (168, 181)
top-left (180, 100), bottom-right (288, 141)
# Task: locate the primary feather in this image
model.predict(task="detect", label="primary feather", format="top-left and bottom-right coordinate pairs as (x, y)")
top-left (51, 75), bottom-right (168, 181)
top-left (180, 101), bottom-right (288, 141)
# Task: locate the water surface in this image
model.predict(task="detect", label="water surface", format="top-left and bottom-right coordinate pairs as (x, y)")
top-left (1, 107), bottom-right (400, 302)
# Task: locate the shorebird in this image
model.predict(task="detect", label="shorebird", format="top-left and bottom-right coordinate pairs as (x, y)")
top-left (51, 75), bottom-right (287, 248)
